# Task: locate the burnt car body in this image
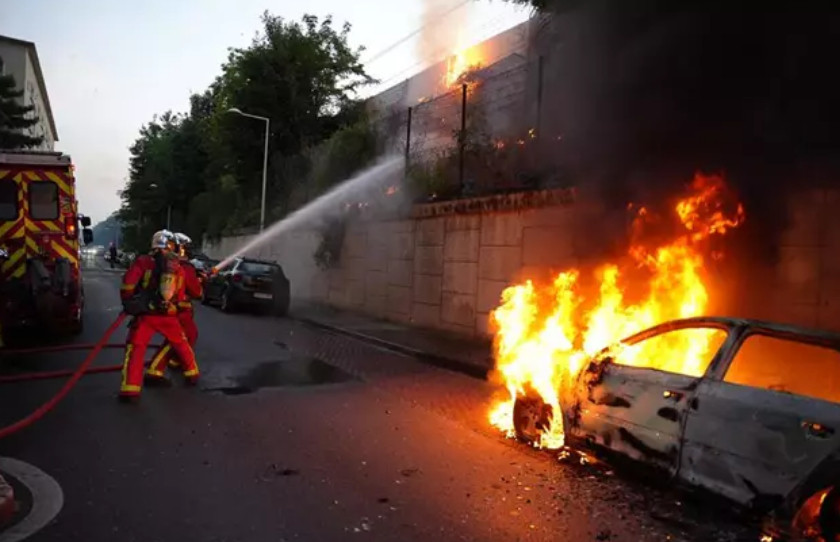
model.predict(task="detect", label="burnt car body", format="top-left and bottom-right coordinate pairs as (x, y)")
top-left (514, 317), bottom-right (840, 540)
top-left (202, 257), bottom-right (290, 316)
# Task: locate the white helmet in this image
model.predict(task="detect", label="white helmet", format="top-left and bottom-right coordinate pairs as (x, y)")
top-left (151, 230), bottom-right (174, 250)
top-left (0, 248), bottom-right (8, 259)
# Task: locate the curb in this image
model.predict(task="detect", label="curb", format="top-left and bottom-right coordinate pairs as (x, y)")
top-left (0, 472), bottom-right (14, 529)
top-left (296, 316), bottom-right (490, 380)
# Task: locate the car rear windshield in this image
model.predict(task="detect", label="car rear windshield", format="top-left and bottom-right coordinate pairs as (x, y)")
top-left (29, 181), bottom-right (59, 220)
top-left (0, 179), bottom-right (17, 220)
top-left (239, 261), bottom-right (277, 275)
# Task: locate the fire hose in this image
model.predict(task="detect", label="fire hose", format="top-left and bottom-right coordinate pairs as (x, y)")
top-left (0, 312), bottom-right (129, 440)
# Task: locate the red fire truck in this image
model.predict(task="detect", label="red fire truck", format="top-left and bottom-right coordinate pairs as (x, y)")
top-left (0, 149), bottom-right (94, 339)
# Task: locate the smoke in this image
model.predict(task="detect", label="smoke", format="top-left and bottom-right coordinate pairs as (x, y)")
top-left (530, 7), bottom-right (840, 261)
top-left (415, 0), bottom-right (473, 65)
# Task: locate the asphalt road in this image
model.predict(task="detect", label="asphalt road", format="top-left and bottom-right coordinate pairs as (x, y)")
top-left (0, 259), bottom-right (759, 542)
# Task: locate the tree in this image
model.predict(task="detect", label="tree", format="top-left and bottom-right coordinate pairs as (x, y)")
top-left (118, 11), bottom-right (375, 248)
top-left (0, 73), bottom-right (43, 149)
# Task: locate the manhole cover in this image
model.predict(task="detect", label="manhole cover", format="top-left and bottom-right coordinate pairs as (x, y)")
top-left (207, 358), bottom-right (354, 395)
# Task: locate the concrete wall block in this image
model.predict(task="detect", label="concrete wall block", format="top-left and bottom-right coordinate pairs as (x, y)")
top-left (364, 294), bottom-right (388, 316)
top-left (444, 229), bottom-right (480, 263)
top-left (346, 280), bottom-right (366, 308)
top-left (477, 279), bottom-right (509, 314)
top-left (387, 285), bottom-right (412, 316)
top-left (443, 262), bottom-right (478, 296)
top-left (413, 273), bottom-right (442, 305)
top-left (415, 245), bottom-right (444, 276)
top-left (481, 212), bottom-right (524, 246)
top-left (475, 311), bottom-right (494, 338)
top-left (345, 232), bottom-right (368, 259)
top-left (365, 270), bottom-right (388, 297)
top-left (479, 246), bottom-right (522, 282)
top-left (522, 206), bottom-right (575, 228)
top-left (446, 215), bottom-right (481, 232)
top-left (388, 231), bottom-right (414, 261)
top-left (391, 220), bottom-right (415, 234)
top-left (365, 242), bottom-right (388, 272)
top-left (441, 293), bottom-right (477, 329)
top-left (416, 217), bottom-right (446, 246)
top-left (777, 246), bottom-right (821, 304)
top-left (411, 302), bottom-right (441, 328)
top-left (780, 190), bottom-right (825, 248)
top-left (521, 226), bottom-right (577, 268)
top-left (387, 258), bottom-right (413, 287)
top-left (348, 258), bottom-right (368, 283)
top-left (439, 320), bottom-right (475, 337)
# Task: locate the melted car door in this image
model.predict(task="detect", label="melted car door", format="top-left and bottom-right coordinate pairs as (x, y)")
top-left (571, 325), bottom-right (730, 475)
top-left (681, 329), bottom-right (840, 508)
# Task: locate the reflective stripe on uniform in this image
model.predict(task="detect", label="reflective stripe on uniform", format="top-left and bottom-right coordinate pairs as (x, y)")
top-left (121, 344), bottom-right (133, 388)
top-left (183, 369), bottom-right (199, 378)
top-left (148, 345), bottom-right (171, 373)
top-left (120, 384), bottom-right (141, 393)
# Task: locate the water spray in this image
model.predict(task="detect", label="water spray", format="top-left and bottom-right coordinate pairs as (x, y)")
top-left (215, 155), bottom-right (405, 269)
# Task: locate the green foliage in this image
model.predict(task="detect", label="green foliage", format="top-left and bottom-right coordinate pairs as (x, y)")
top-left (0, 73), bottom-right (43, 149)
top-left (118, 12), bottom-right (374, 253)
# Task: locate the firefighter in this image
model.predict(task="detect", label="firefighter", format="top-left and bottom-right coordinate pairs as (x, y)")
top-left (145, 232), bottom-right (201, 382)
top-left (118, 230), bottom-right (199, 402)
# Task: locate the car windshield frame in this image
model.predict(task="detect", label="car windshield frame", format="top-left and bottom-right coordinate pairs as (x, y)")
top-left (238, 261), bottom-right (278, 275)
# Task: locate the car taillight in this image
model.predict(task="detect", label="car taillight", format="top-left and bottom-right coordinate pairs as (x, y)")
top-left (232, 274), bottom-right (242, 283)
top-left (65, 217), bottom-right (77, 239)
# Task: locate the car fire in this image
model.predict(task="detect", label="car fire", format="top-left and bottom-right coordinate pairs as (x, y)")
top-left (487, 172), bottom-right (745, 449)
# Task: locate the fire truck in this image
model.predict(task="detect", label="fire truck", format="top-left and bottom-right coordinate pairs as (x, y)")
top-left (0, 149), bottom-right (93, 339)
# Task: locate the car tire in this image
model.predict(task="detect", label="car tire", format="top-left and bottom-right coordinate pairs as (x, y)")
top-left (512, 395), bottom-right (554, 446)
top-left (220, 289), bottom-right (234, 313)
top-left (201, 290), bottom-right (210, 306)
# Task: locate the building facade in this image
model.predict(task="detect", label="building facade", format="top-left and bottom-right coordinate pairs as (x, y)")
top-left (0, 35), bottom-right (57, 150)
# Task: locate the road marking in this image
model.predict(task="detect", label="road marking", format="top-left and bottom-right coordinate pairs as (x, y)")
top-left (0, 458), bottom-right (63, 542)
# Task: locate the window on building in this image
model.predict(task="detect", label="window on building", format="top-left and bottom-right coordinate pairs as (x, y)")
top-left (724, 333), bottom-right (840, 404)
top-left (0, 180), bottom-right (18, 220)
top-left (28, 181), bottom-right (59, 220)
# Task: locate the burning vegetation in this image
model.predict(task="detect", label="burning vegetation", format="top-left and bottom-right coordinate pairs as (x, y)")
top-left (487, 173), bottom-right (745, 449)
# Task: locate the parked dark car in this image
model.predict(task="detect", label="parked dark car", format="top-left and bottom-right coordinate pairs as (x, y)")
top-left (512, 317), bottom-right (840, 541)
top-left (201, 257), bottom-right (290, 316)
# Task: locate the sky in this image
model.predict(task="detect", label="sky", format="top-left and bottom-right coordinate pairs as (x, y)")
top-left (0, 0), bottom-right (531, 225)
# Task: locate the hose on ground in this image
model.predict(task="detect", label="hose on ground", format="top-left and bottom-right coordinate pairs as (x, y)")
top-left (0, 312), bottom-right (126, 440)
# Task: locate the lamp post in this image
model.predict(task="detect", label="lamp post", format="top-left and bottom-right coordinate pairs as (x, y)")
top-left (226, 107), bottom-right (270, 232)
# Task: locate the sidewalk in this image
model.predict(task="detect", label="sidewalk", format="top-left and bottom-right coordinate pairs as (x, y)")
top-left (290, 304), bottom-right (494, 379)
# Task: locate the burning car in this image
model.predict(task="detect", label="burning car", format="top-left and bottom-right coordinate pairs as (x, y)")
top-left (484, 173), bottom-right (840, 539)
top-left (511, 316), bottom-right (840, 540)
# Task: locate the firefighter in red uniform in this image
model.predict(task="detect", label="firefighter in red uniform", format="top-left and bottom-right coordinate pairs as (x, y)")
top-left (119, 230), bottom-right (199, 402)
top-left (145, 232), bottom-right (201, 382)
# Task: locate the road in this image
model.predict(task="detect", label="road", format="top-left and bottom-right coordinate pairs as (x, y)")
top-left (0, 260), bottom-right (758, 542)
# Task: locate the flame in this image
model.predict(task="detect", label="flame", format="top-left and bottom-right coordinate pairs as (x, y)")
top-left (488, 173), bottom-right (745, 449)
top-left (385, 185), bottom-right (398, 196)
top-left (445, 33), bottom-right (483, 87)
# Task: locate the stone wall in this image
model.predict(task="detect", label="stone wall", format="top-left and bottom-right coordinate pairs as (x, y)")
top-left (203, 188), bottom-right (840, 338)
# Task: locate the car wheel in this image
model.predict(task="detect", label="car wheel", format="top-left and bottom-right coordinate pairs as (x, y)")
top-left (220, 289), bottom-right (234, 313)
top-left (513, 395), bottom-right (554, 446)
top-left (201, 289), bottom-right (210, 306)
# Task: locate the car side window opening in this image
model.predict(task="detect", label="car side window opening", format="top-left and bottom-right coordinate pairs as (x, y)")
top-left (29, 181), bottom-right (59, 220)
top-left (0, 179), bottom-right (18, 220)
top-left (724, 333), bottom-right (840, 403)
top-left (239, 261), bottom-right (276, 275)
top-left (612, 327), bottom-right (729, 378)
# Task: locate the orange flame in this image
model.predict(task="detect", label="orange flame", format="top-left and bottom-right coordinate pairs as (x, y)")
top-left (445, 35), bottom-right (483, 87)
top-left (488, 173), bottom-right (745, 449)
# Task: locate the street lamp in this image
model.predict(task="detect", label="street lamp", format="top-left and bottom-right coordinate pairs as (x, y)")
top-left (226, 107), bottom-right (270, 232)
